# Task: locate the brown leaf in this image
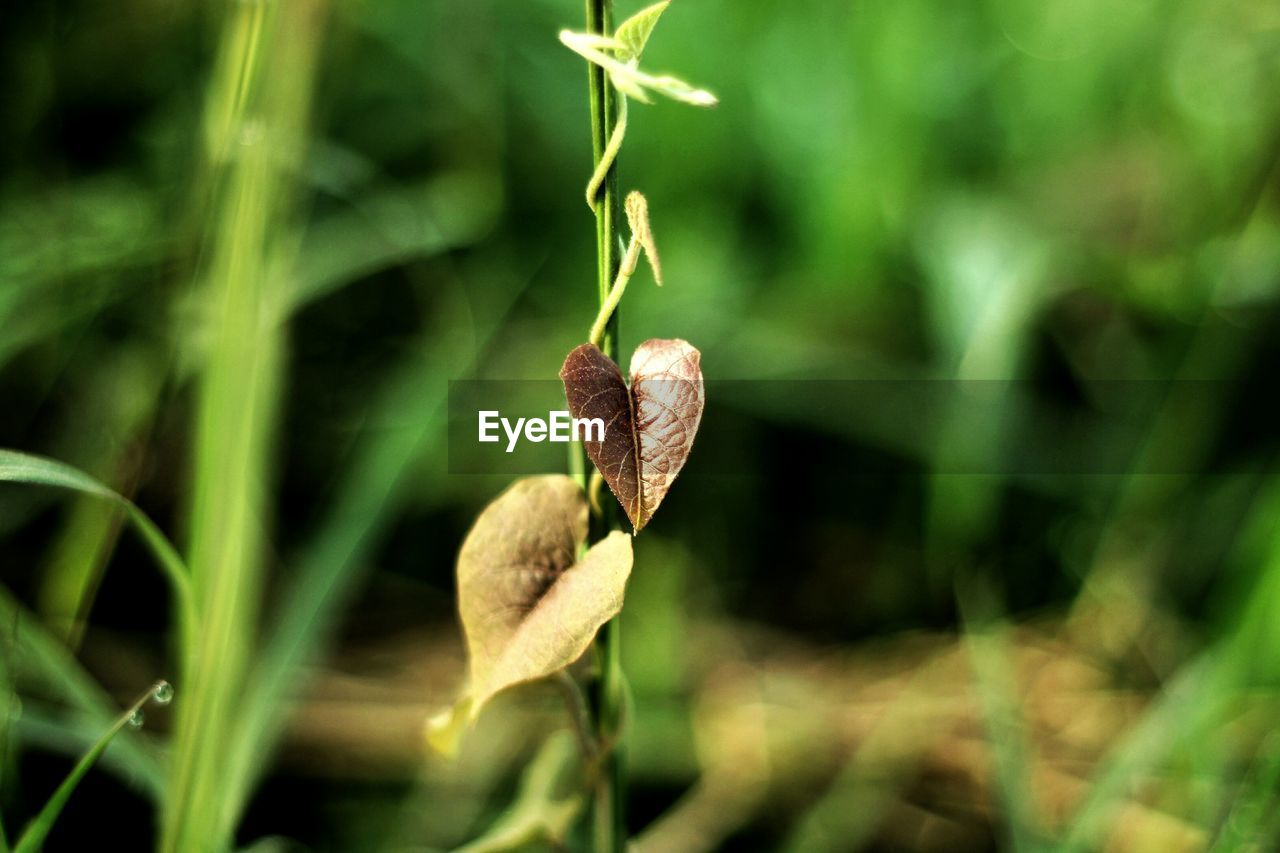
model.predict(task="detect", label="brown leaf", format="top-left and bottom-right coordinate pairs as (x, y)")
top-left (560, 338), bottom-right (703, 531)
top-left (559, 345), bottom-right (638, 518)
top-left (456, 475), bottom-right (633, 716)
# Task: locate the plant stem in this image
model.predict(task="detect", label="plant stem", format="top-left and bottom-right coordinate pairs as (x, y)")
top-left (589, 234), bottom-right (643, 348)
top-left (587, 1), bottom-right (622, 356)
top-left (584, 1), bottom-right (626, 850)
top-left (593, 617), bottom-right (626, 852)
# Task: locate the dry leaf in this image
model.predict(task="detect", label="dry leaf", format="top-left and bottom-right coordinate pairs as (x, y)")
top-left (456, 475), bottom-right (634, 716)
top-left (560, 339), bottom-right (703, 531)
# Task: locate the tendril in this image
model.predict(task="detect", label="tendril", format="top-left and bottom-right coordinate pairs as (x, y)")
top-left (586, 96), bottom-right (628, 211)
top-left (589, 191), bottom-right (661, 348)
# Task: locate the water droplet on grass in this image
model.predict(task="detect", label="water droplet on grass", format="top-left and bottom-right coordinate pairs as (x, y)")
top-left (128, 709), bottom-right (145, 729)
top-left (152, 680), bottom-right (174, 705)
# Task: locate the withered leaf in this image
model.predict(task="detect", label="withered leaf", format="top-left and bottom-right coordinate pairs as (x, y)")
top-left (456, 475), bottom-right (633, 716)
top-left (560, 338), bottom-right (703, 531)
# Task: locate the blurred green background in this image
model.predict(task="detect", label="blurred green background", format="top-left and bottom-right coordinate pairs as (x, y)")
top-left (3, 0), bottom-right (1280, 850)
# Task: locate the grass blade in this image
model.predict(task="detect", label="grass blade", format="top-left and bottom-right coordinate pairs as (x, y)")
top-left (963, 620), bottom-right (1045, 851)
top-left (11, 680), bottom-right (170, 853)
top-left (0, 450), bottom-right (196, 658)
top-left (1, 606), bottom-right (11, 853)
top-left (0, 588), bottom-right (165, 797)
top-left (162, 0), bottom-right (324, 846)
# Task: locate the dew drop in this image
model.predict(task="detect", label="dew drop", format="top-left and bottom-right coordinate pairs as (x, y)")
top-left (152, 680), bottom-right (175, 706)
top-left (128, 708), bottom-right (146, 729)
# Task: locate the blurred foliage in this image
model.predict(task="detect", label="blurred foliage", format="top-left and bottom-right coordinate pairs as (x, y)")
top-left (2, 0), bottom-right (1280, 850)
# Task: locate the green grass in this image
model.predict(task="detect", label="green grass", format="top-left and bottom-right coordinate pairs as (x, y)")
top-left (162, 2), bottom-right (322, 848)
top-left (10, 680), bottom-right (170, 853)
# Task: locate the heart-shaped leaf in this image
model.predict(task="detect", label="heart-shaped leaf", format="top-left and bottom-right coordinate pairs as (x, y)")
top-left (456, 475), bottom-right (633, 716)
top-left (560, 339), bottom-right (703, 531)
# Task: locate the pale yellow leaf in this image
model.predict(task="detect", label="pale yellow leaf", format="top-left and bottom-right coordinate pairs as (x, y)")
top-left (456, 476), bottom-right (634, 717)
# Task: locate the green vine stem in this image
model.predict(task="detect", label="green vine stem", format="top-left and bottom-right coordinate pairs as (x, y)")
top-left (584, 1), bottom-right (627, 850)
